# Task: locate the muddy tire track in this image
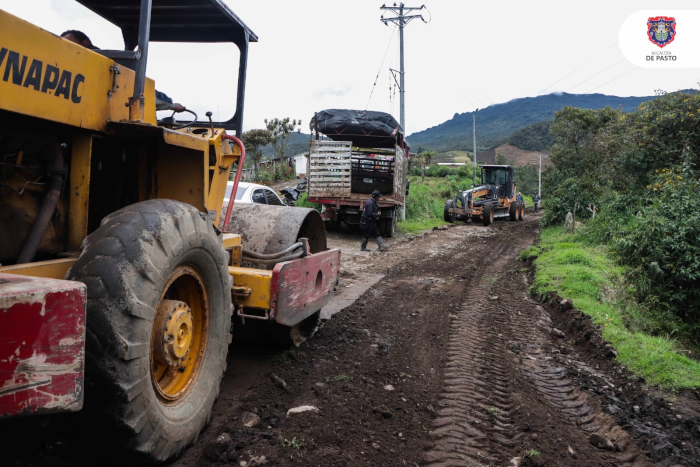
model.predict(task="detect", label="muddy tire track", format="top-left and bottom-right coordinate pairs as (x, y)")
top-left (424, 224), bottom-right (652, 466)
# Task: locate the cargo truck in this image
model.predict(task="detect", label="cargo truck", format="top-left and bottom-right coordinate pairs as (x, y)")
top-left (307, 109), bottom-right (409, 237)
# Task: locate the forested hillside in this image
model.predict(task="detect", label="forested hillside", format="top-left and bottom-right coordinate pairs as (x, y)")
top-left (506, 121), bottom-right (555, 151)
top-left (542, 89), bottom-right (700, 347)
top-left (407, 92), bottom-right (655, 152)
top-left (257, 92), bottom-right (662, 159)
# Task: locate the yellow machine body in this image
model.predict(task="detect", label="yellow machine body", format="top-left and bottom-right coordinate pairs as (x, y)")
top-left (0, 9), bottom-right (239, 282)
top-left (0, 10), bottom-right (157, 131)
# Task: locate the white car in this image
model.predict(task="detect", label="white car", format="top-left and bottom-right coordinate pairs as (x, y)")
top-left (223, 181), bottom-right (285, 206)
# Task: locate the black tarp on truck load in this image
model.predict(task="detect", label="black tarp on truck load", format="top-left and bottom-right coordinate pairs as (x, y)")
top-left (310, 109), bottom-right (403, 149)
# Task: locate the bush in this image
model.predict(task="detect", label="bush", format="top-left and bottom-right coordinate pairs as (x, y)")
top-left (613, 163), bottom-right (700, 339)
top-left (253, 163), bottom-right (295, 185)
top-left (295, 193), bottom-right (321, 211)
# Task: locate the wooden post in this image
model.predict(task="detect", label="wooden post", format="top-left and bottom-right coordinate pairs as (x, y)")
top-left (572, 202), bottom-right (578, 233)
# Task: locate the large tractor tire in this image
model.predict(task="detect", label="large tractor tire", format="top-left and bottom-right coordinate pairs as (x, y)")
top-left (509, 202), bottom-right (518, 221)
top-left (68, 200), bottom-right (233, 462)
top-left (444, 199), bottom-right (455, 223)
top-left (518, 203), bottom-right (525, 221)
top-left (482, 204), bottom-right (494, 226)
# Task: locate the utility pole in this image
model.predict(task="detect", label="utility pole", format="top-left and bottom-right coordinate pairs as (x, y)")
top-left (472, 109), bottom-right (478, 187)
top-left (381, 3), bottom-right (426, 221)
top-left (380, 3), bottom-right (426, 132)
top-left (538, 153), bottom-right (542, 197)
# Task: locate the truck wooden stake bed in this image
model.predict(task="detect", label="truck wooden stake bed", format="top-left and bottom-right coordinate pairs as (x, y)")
top-left (307, 109), bottom-right (409, 237)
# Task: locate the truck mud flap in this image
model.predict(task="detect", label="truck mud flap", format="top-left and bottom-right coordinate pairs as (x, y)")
top-left (0, 273), bottom-right (86, 418)
top-left (271, 249), bottom-right (340, 327)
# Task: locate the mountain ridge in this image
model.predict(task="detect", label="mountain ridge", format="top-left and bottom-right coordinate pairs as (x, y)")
top-left (259, 91), bottom-right (666, 157)
top-left (406, 91), bottom-right (656, 152)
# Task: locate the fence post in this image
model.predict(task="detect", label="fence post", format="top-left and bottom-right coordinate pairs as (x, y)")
top-left (572, 202), bottom-right (578, 233)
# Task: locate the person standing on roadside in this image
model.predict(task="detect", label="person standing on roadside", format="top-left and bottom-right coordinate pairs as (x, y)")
top-left (360, 190), bottom-right (388, 252)
top-left (533, 193), bottom-right (541, 212)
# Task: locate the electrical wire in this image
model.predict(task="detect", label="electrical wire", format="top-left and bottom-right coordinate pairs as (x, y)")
top-left (565, 58), bottom-right (627, 93)
top-left (586, 67), bottom-right (640, 93)
top-left (538, 41), bottom-right (620, 96)
top-left (423, 5), bottom-right (432, 23)
top-left (366, 24), bottom-right (398, 111)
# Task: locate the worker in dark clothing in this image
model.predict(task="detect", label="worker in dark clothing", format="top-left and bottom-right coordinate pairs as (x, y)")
top-left (533, 193), bottom-right (541, 212)
top-left (360, 190), bottom-right (388, 252)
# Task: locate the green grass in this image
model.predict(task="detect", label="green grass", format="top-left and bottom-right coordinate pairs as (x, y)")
top-left (397, 175), bottom-right (464, 233)
top-left (398, 218), bottom-right (449, 234)
top-left (325, 374), bottom-right (351, 383)
top-left (295, 192), bottom-right (321, 210)
top-left (530, 226), bottom-right (700, 390)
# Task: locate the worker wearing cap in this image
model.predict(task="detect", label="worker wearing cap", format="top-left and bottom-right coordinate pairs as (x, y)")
top-left (360, 190), bottom-right (388, 252)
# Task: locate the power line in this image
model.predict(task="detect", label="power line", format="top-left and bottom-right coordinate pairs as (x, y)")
top-left (566, 58), bottom-right (627, 92)
top-left (365, 24), bottom-right (398, 111)
top-left (538, 41), bottom-right (620, 95)
top-left (467, 88), bottom-right (484, 107)
top-left (586, 67), bottom-right (639, 93)
top-left (482, 91), bottom-right (496, 107)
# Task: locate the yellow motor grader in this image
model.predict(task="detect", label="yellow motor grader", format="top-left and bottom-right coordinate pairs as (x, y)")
top-left (444, 164), bottom-right (525, 225)
top-left (0, 1), bottom-right (339, 461)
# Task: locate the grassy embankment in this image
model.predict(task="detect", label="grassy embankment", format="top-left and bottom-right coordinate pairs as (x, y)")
top-left (523, 227), bottom-right (700, 391)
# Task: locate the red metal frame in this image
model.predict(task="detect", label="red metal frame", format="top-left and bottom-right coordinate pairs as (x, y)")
top-left (269, 249), bottom-right (340, 327)
top-left (0, 273), bottom-right (86, 418)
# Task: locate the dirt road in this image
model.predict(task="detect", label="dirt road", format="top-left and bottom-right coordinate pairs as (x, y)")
top-left (175, 213), bottom-right (700, 467)
top-left (2, 212), bottom-right (699, 466)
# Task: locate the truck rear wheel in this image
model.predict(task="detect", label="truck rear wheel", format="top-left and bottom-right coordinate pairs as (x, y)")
top-left (68, 200), bottom-right (233, 462)
top-left (444, 200), bottom-right (455, 223)
top-left (482, 204), bottom-right (494, 226)
top-left (509, 202), bottom-right (517, 221)
top-left (383, 209), bottom-right (397, 237)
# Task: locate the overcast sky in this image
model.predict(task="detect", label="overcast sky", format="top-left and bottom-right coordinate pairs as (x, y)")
top-left (2, 1), bottom-right (699, 136)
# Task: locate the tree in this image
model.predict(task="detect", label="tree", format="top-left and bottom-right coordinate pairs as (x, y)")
top-left (265, 118), bottom-right (301, 161)
top-left (241, 129), bottom-right (273, 178)
top-left (416, 150), bottom-right (436, 182)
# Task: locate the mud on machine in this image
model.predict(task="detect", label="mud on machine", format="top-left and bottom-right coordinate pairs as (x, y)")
top-left (0, 1), bottom-right (339, 461)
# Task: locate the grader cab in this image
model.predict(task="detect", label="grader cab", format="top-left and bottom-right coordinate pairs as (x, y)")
top-left (443, 164), bottom-right (525, 225)
top-left (0, 1), bottom-right (339, 461)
